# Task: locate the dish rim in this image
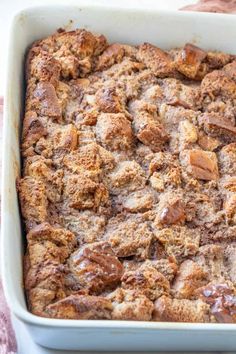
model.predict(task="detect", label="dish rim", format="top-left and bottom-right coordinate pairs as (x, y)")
top-left (2, 3), bottom-right (236, 330)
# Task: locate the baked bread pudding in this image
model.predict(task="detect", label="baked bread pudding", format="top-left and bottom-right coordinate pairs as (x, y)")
top-left (18, 29), bottom-right (236, 322)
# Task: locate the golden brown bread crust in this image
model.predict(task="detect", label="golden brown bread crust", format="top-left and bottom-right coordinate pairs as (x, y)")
top-left (19, 29), bottom-right (236, 322)
top-left (24, 223), bottom-right (76, 315)
top-left (107, 288), bottom-right (154, 321)
top-left (153, 296), bottom-right (212, 322)
top-left (137, 43), bottom-right (175, 78)
top-left (46, 295), bottom-right (113, 319)
top-left (17, 177), bottom-right (48, 230)
top-left (96, 113), bottom-right (133, 151)
top-left (175, 43), bottom-right (207, 80)
top-left (121, 263), bottom-right (170, 301)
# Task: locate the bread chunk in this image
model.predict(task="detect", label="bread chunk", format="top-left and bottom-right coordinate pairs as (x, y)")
top-left (46, 295), bottom-right (112, 319)
top-left (17, 177), bottom-right (48, 230)
top-left (201, 70), bottom-right (236, 101)
top-left (206, 51), bottom-right (233, 70)
top-left (24, 156), bottom-right (63, 203)
top-left (95, 86), bottom-right (124, 113)
top-left (28, 51), bottom-right (61, 85)
top-left (122, 263), bottom-right (170, 300)
top-left (172, 260), bottom-right (207, 299)
top-left (105, 215), bottom-right (153, 259)
top-left (218, 143), bottom-right (236, 176)
top-left (96, 44), bottom-right (125, 71)
top-left (137, 43), bottom-right (174, 77)
top-left (62, 210), bottom-right (106, 244)
top-left (155, 192), bottom-right (186, 226)
top-left (122, 188), bottom-right (154, 213)
top-left (198, 282), bottom-right (236, 323)
top-left (129, 99), bottom-right (168, 151)
top-left (105, 160), bottom-right (146, 195)
top-left (63, 174), bottom-right (109, 210)
top-left (33, 82), bottom-right (62, 118)
top-left (22, 111), bottom-right (48, 153)
top-left (107, 288), bottom-right (154, 320)
top-left (66, 241), bottom-right (123, 294)
top-left (153, 296), bottom-right (212, 322)
top-left (199, 112), bottom-right (236, 143)
top-left (223, 60), bottom-right (236, 82)
top-left (162, 78), bottom-right (202, 110)
top-left (96, 113), bottom-right (133, 150)
top-left (24, 223), bottom-right (76, 315)
top-left (143, 259), bottom-right (178, 282)
top-left (154, 226), bottom-right (200, 262)
top-left (175, 43), bottom-right (207, 79)
top-left (180, 149), bottom-right (219, 181)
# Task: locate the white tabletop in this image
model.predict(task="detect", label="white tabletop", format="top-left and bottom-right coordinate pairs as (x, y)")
top-left (0, 0), bottom-right (232, 353)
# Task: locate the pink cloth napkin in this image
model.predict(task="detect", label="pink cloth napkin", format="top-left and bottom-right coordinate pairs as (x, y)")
top-left (0, 97), bottom-right (17, 354)
top-left (181, 0), bottom-right (236, 13)
top-left (0, 281), bottom-right (17, 354)
top-left (0, 2), bottom-right (235, 352)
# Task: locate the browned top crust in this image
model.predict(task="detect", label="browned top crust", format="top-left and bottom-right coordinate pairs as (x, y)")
top-left (19, 28), bottom-right (236, 322)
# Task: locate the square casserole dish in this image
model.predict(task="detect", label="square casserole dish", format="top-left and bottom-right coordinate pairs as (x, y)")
top-left (1, 3), bottom-right (236, 351)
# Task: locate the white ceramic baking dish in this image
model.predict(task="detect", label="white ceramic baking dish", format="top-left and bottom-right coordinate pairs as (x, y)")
top-left (2, 3), bottom-right (236, 351)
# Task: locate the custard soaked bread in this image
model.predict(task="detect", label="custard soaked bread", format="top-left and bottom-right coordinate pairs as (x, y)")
top-left (18, 29), bottom-right (236, 322)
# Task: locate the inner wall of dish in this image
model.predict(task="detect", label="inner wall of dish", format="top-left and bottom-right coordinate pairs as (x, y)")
top-left (5, 6), bottom-right (236, 314)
